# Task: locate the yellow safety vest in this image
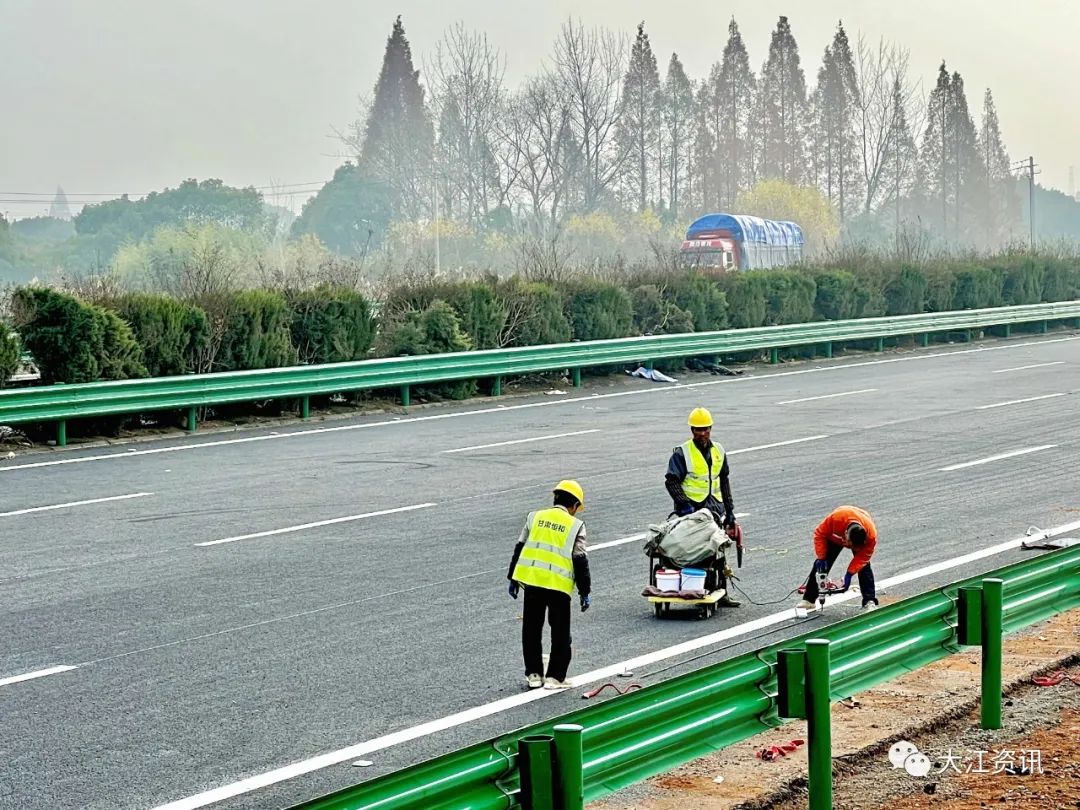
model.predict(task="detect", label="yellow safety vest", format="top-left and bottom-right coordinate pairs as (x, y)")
top-left (680, 439), bottom-right (725, 503)
top-left (512, 507), bottom-right (581, 595)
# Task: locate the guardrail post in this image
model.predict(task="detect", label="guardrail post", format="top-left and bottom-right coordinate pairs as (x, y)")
top-left (1002, 323), bottom-right (1011, 338)
top-left (824, 342), bottom-right (833, 358)
top-left (186, 407), bottom-right (197, 433)
top-left (400, 385), bottom-right (410, 407)
top-left (1040, 320), bottom-right (1048, 334)
top-left (776, 648), bottom-right (807, 720)
top-left (964, 329), bottom-right (972, 343)
top-left (571, 368), bottom-right (582, 388)
top-left (981, 578), bottom-right (1004, 729)
top-left (553, 724), bottom-right (584, 810)
top-left (805, 639), bottom-right (833, 810)
top-left (920, 333), bottom-right (929, 347)
top-left (519, 734), bottom-right (556, 810)
top-left (769, 347), bottom-right (779, 365)
top-left (956, 585), bottom-right (983, 646)
top-left (493, 376), bottom-right (502, 396)
top-left (874, 337), bottom-right (884, 352)
top-left (1074, 317), bottom-right (1080, 330)
top-left (56, 420), bottom-right (67, 447)
top-left (300, 396), bottom-right (310, 420)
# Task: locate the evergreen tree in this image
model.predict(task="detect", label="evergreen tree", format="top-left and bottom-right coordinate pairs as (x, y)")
top-left (661, 52), bottom-right (695, 221)
top-left (49, 186), bottom-right (73, 220)
top-left (360, 17), bottom-right (435, 219)
top-left (692, 74), bottom-right (721, 211)
top-left (810, 23), bottom-right (860, 222)
top-left (947, 72), bottom-right (985, 241)
top-left (716, 19), bottom-right (756, 206)
top-left (616, 22), bottom-right (661, 210)
top-left (978, 88), bottom-right (1016, 245)
top-left (919, 63), bottom-right (953, 235)
top-left (881, 76), bottom-right (919, 240)
top-left (759, 16), bottom-right (808, 183)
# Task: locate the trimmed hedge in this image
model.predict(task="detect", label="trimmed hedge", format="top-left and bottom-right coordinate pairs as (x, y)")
top-left (216, 290), bottom-right (296, 372)
top-left (0, 324), bottom-right (19, 387)
top-left (288, 287), bottom-right (375, 365)
top-left (114, 292), bottom-right (209, 376)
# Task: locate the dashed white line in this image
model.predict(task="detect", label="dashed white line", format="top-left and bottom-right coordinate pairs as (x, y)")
top-left (442, 429), bottom-right (600, 454)
top-left (728, 435), bottom-right (829, 455)
top-left (939, 445), bottom-right (1057, 472)
top-left (195, 503), bottom-right (437, 547)
top-left (991, 361), bottom-right (1065, 374)
top-left (0, 665), bottom-right (78, 688)
top-left (976, 392), bottom-right (1066, 410)
top-left (151, 518), bottom-right (1080, 810)
top-left (777, 388), bottom-right (877, 405)
top-left (0, 492), bottom-right (153, 518)
top-left (2, 335), bottom-right (1075, 474)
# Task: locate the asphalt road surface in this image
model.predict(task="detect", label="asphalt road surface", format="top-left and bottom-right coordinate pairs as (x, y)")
top-left (1, 331), bottom-right (1077, 810)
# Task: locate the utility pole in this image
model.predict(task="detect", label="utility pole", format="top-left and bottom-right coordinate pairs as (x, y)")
top-left (433, 173), bottom-right (441, 275)
top-left (1013, 156), bottom-right (1039, 249)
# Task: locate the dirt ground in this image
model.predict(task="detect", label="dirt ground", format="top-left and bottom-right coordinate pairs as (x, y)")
top-left (588, 608), bottom-right (1080, 810)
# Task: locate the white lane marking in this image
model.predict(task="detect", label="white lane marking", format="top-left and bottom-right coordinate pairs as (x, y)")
top-left (976, 392), bottom-right (1066, 410)
top-left (590, 513), bottom-right (750, 551)
top-left (152, 518), bottom-right (1080, 810)
top-left (3, 335), bottom-right (1077, 474)
top-left (777, 388), bottom-right (877, 405)
top-left (195, 503), bottom-right (437, 547)
top-left (728, 435), bottom-right (829, 455)
top-left (0, 492), bottom-right (153, 518)
top-left (939, 445), bottom-right (1058, 472)
top-left (991, 361), bottom-right (1065, 373)
top-left (0, 665), bottom-right (78, 688)
top-left (442, 429), bottom-right (600, 454)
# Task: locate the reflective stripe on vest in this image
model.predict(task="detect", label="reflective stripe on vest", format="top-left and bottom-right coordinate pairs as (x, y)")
top-left (681, 439), bottom-right (724, 502)
top-left (513, 507), bottom-right (580, 595)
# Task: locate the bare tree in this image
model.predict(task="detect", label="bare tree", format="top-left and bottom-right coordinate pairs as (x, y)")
top-left (427, 24), bottom-right (507, 226)
top-left (549, 19), bottom-right (628, 211)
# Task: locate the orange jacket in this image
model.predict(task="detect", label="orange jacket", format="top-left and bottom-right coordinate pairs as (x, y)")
top-left (814, 506), bottom-right (877, 574)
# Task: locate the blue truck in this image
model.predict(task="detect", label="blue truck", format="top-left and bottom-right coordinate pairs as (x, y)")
top-left (680, 213), bottom-right (804, 270)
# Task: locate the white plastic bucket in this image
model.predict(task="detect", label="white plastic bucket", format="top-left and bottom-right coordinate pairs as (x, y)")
top-left (655, 569), bottom-right (681, 592)
top-left (681, 567), bottom-right (706, 591)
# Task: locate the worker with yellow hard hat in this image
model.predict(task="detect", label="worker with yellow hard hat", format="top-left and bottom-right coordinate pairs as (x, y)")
top-left (507, 480), bottom-right (592, 690)
top-left (665, 407), bottom-right (742, 606)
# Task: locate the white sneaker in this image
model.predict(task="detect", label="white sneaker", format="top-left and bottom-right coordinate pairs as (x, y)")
top-left (795, 600), bottom-right (819, 611)
top-left (526, 673), bottom-right (543, 689)
top-left (544, 677), bottom-right (572, 690)
top-left (861, 601), bottom-right (878, 612)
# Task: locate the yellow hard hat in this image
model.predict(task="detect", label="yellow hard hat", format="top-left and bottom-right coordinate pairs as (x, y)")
top-left (553, 479), bottom-right (584, 505)
top-left (688, 407), bottom-right (713, 428)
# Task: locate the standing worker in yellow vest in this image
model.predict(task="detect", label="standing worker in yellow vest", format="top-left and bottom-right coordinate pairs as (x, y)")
top-left (507, 480), bottom-right (592, 690)
top-left (665, 407), bottom-right (741, 606)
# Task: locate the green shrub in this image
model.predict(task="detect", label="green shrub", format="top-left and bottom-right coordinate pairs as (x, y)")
top-left (564, 281), bottom-right (633, 340)
top-left (883, 266), bottom-right (927, 315)
top-left (288, 287), bottom-right (375, 365)
top-left (114, 292), bottom-right (209, 376)
top-left (1000, 258), bottom-right (1043, 306)
top-left (216, 290), bottom-right (296, 372)
top-left (440, 281), bottom-right (507, 350)
top-left (666, 272), bottom-right (728, 331)
top-left (952, 265), bottom-right (1004, 310)
top-left (499, 280), bottom-right (572, 347)
top-left (761, 271), bottom-right (816, 325)
top-left (0, 324), bottom-right (19, 387)
top-left (11, 287), bottom-right (146, 383)
top-left (812, 270), bottom-right (859, 320)
top-left (719, 273), bottom-right (768, 328)
top-left (923, 266), bottom-right (957, 312)
top-left (631, 285), bottom-right (695, 335)
top-left (378, 299), bottom-right (475, 398)
top-left (1039, 257), bottom-right (1079, 302)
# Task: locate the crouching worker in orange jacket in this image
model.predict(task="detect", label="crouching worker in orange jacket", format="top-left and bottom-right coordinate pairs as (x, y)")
top-left (796, 505), bottom-right (879, 612)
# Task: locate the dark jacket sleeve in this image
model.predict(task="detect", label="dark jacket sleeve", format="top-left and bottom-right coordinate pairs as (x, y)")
top-left (507, 540), bottom-right (524, 581)
top-left (573, 553), bottom-right (591, 597)
top-left (718, 456), bottom-right (734, 517)
top-left (665, 446), bottom-right (691, 508)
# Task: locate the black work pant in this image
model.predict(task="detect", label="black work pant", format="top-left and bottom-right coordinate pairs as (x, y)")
top-left (521, 585), bottom-right (572, 681)
top-left (802, 543), bottom-right (876, 605)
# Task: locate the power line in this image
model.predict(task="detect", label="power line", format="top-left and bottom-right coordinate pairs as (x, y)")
top-left (1012, 156), bottom-right (1040, 248)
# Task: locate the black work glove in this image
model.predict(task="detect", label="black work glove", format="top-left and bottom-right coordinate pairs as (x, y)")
top-left (580, 594), bottom-right (591, 612)
top-left (508, 581), bottom-right (519, 599)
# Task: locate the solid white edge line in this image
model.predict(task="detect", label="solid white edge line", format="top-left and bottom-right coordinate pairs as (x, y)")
top-left (0, 492), bottom-right (153, 518)
top-left (590, 512), bottom-right (750, 551)
top-left (151, 518), bottom-right (1080, 810)
top-left (0, 665), bottom-right (78, 687)
top-left (777, 388), bottom-right (877, 405)
top-left (991, 361), bottom-right (1065, 373)
top-left (442, 429), bottom-right (600, 454)
top-left (3, 335), bottom-right (1077, 474)
top-left (195, 503), bottom-right (437, 547)
top-left (976, 392), bottom-right (1066, 410)
top-left (939, 445), bottom-right (1058, 472)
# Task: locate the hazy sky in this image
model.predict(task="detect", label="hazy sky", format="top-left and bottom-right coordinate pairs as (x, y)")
top-left (2, 0), bottom-right (1077, 219)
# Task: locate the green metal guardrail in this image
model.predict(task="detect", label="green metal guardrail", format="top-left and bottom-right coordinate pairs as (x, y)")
top-left (289, 544), bottom-right (1080, 810)
top-left (2, 301), bottom-right (1079, 446)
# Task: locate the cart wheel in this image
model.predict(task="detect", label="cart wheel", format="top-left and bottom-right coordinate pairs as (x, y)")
top-left (698, 607), bottom-right (709, 620)
top-left (654, 603), bottom-right (663, 617)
